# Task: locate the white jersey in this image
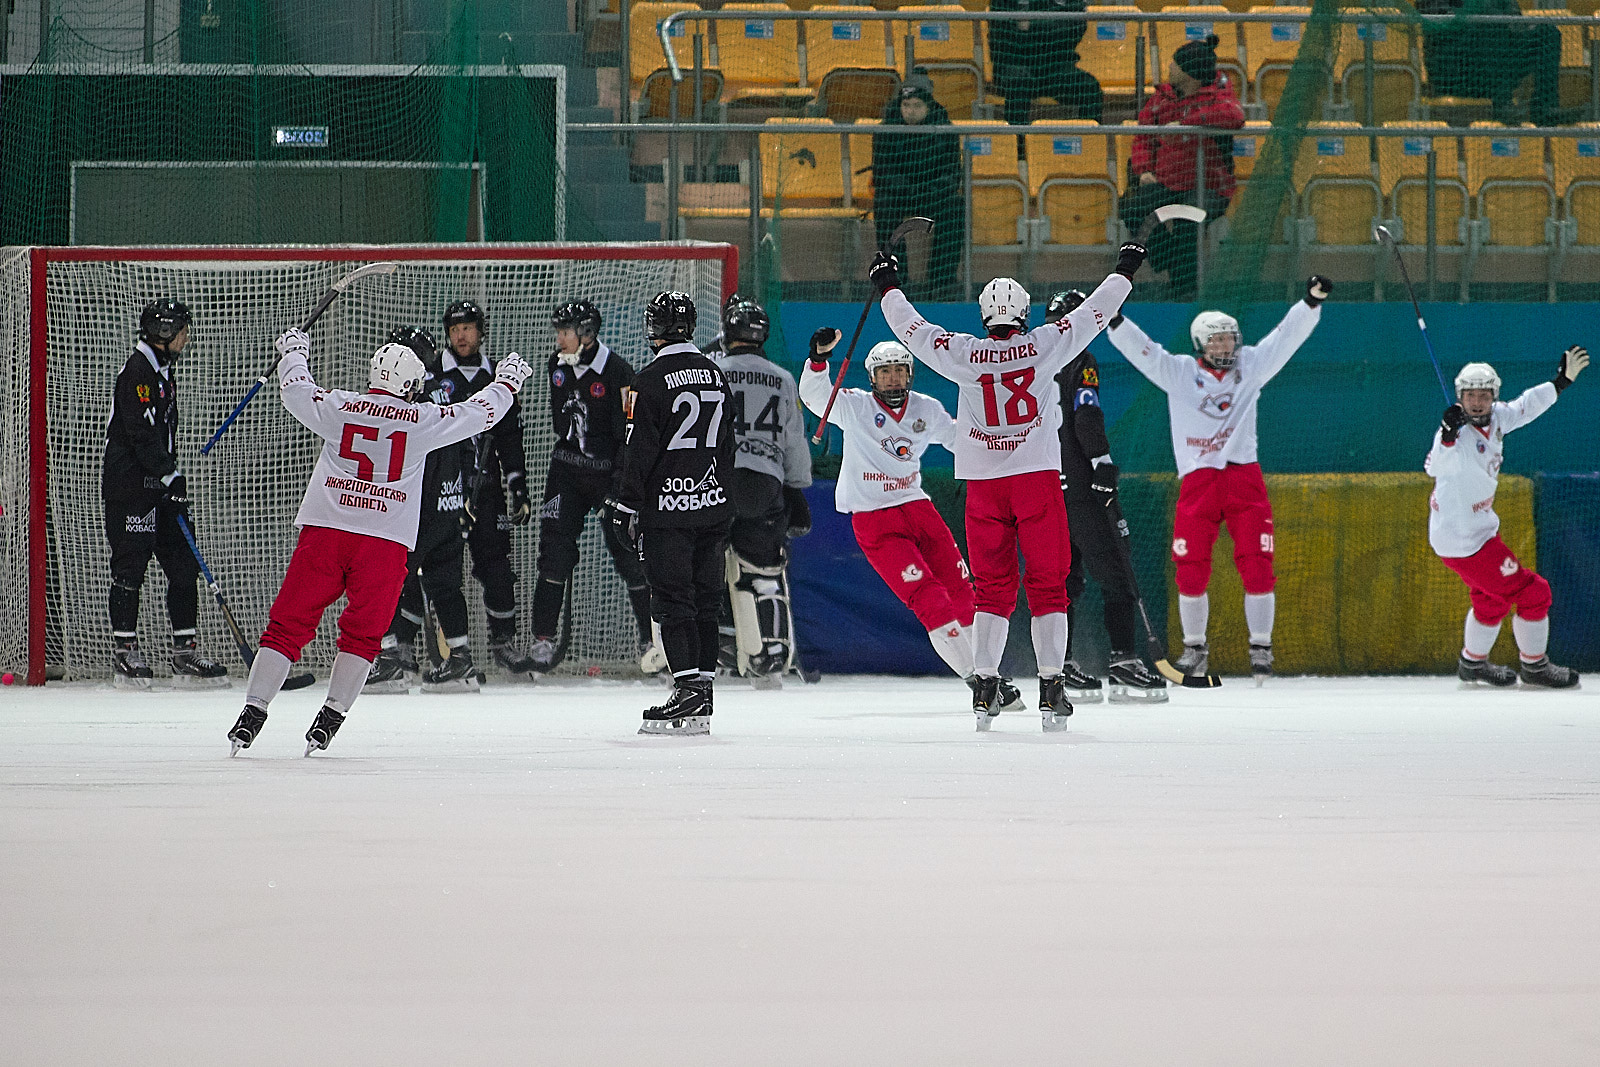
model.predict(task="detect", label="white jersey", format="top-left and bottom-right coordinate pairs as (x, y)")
top-left (1106, 301), bottom-right (1320, 478)
top-left (880, 273), bottom-right (1131, 480)
top-left (1424, 383), bottom-right (1556, 558)
top-left (278, 352), bottom-right (513, 550)
top-left (799, 362), bottom-right (956, 513)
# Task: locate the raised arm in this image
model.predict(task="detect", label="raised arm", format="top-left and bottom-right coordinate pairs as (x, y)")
top-left (1502, 345), bottom-right (1587, 433)
top-left (1105, 315), bottom-right (1193, 393)
top-left (1029, 268), bottom-right (1134, 375)
top-left (880, 288), bottom-right (970, 381)
top-left (1243, 276), bottom-right (1330, 384)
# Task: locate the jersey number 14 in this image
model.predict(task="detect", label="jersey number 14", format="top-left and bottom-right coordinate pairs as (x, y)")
top-left (978, 369), bottom-right (1039, 427)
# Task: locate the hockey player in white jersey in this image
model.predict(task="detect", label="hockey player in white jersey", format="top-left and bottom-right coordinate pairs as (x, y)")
top-left (227, 329), bottom-right (531, 755)
top-left (872, 241), bottom-right (1145, 730)
top-left (1426, 350), bottom-right (1587, 688)
top-left (1106, 275), bottom-right (1330, 683)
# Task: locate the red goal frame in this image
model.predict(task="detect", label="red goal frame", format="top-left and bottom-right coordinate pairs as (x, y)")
top-left (24, 242), bottom-right (739, 684)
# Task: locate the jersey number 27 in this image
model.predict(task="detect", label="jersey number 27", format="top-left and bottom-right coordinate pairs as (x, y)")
top-left (668, 390), bottom-right (726, 450)
top-left (978, 369), bottom-right (1039, 427)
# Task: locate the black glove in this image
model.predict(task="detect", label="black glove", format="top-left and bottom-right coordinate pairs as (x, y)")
top-left (1554, 344), bottom-right (1589, 393)
top-left (161, 471), bottom-right (190, 518)
top-left (1089, 459), bottom-right (1119, 506)
top-left (1113, 242), bottom-right (1147, 280)
top-left (606, 498), bottom-right (639, 550)
top-left (1305, 274), bottom-right (1333, 307)
top-left (1440, 404), bottom-right (1467, 445)
top-left (809, 327), bottom-right (843, 367)
top-left (784, 486), bottom-right (812, 539)
top-left (869, 251), bottom-right (901, 296)
top-left (506, 471), bottom-right (531, 525)
top-left (1109, 313), bottom-right (1125, 331)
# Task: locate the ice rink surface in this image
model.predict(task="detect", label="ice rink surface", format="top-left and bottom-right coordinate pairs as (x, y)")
top-left (2, 674), bottom-right (1598, 1066)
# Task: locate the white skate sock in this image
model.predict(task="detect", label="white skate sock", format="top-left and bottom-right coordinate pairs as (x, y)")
top-left (927, 620), bottom-right (974, 679)
top-left (1511, 614), bottom-right (1549, 662)
top-left (1462, 612), bottom-right (1502, 660)
top-left (1031, 612), bottom-right (1068, 678)
top-left (323, 652), bottom-right (373, 715)
top-left (1178, 594), bottom-right (1210, 646)
top-left (244, 647), bottom-right (293, 710)
top-left (972, 611), bottom-right (1010, 676)
top-left (1243, 592), bottom-right (1276, 646)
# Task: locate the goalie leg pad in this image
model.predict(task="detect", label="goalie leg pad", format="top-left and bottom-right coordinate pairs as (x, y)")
top-left (726, 547), bottom-right (795, 683)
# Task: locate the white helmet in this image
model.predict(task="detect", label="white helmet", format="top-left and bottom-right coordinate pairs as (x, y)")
top-left (864, 341), bottom-right (914, 405)
top-left (1455, 361), bottom-right (1500, 399)
top-left (979, 277), bottom-right (1030, 332)
top-left (1190, 310), bottom-right (1242, 369)
top-left (369, 342), bottom-right (426, 401)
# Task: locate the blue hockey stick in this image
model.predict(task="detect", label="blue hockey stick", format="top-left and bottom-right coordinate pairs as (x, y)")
top-left (1374, 224), bottom-right (1452, 403)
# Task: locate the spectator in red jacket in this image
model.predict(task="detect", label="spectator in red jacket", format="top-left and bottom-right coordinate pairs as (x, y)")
top-left (1117, 35), bottom-right (1244, 299)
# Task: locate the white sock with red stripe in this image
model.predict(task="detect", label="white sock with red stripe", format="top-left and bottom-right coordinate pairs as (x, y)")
top-left (1178, 594), bottom-right (1209, 645)
top-left (1243, 593), bottom-right (1275, 645)
top-left (927, 621), bottom-right (974, 679)
top-left (1511, 615), bottom-right (1549, 662)
top-left (972, 612), bottom-right (1009, 677)
top-left (1462, 612), bottom-right (1502, 660)
top-left (1031, 612), bottom-right (1068, 678)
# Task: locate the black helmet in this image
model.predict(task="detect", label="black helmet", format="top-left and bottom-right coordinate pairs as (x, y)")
top-left (386, 324), bottom-right (441, 373)
top-left (1045, 289), bottom-right (1088, 324)
top-left (551, 300), bottom-right (602, 340)
top-left (645, 291), bottom-right (697, 344)
top-left (443, 299), bottom-right (486, 335)
top-left (722, 297), bottom-right (769, 347)
top-left (140, 298), bottom-right (191, 349)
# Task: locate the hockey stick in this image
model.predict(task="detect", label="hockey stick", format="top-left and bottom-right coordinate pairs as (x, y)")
top-left (1373, 224), bottom-right (1453, 403)
top-left (1102, 499), bottom-right (1222, 689)
top-left (174, 513), bottom-right (315, 690)
top-left (200, 261), bottom-right (400, 454)
top-left (810, 216), bottom-right (935, 446)
top-left (1135, 202), bottom-right (1208, 244)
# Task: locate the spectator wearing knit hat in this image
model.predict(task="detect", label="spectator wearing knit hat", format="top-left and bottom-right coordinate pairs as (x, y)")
top-left (989, 0), bottom-right (1104, 127)
top-left (870, 73), bottom-right (966, 299)
top-left (1116, 35), bottom-right (1244, 299)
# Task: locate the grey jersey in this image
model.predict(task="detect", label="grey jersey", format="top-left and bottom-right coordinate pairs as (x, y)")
top-left (712, 348), bottom-right (813, 488)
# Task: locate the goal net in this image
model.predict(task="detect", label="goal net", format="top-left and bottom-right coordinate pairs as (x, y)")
top-left (1, 243), bottom-right (738, 684)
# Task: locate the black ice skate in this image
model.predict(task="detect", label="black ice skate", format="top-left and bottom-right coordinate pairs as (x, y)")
top-left (304, 705), bottom-right (346, 755)
top-left (1518, 656), bottom-right (1580, 689)
top-left (1061, 660), bottom-right (1104, 703)
top-left (1039, 674), bottom-right (1073, 732)
top-left (363, 648), bottom-right (411, 695)
top-left (228, 704), bottom-right (268, 755)
top-left (1107, 654), bottom-right (1170, 703)
top-left (995, 676), bottom-right (1025, 711)
top-left (1249, 643), bottom-right (1274, 687)
top-left (1175, 642), bottom-right (1210, 680)
top-left (1458, 654), bottom-right (1518, 688)
top-left (968, 674), bottom-right (1001, 731)
top-left (112, 638), bottom-right (154, 690)
top-left (421, 648), bottom-right (483, 693)
top-left (640, 677), bottom-right (712, 735)
top-left (170, 638), bottom-right (230, 690)
top-left (493, 637), bottom-right (543, 679)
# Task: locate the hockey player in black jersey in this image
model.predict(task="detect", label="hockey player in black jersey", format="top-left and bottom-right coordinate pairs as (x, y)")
top-left (102, 299), bottom-right (228, 689)
top-left (364, 325), bottom-right (482, 694)
top-left (711, 295), bottom-right (813, 687)
top-left (610, 291), bottom-right (736, 735)
top-left (1048, 290), bottom-right (1167, 703)
top-left (524, 300), bottom-right (655, 675)
top-left (435, 299), bottom-right (537, 674)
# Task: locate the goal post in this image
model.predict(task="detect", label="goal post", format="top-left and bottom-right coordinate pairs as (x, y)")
top-left (2, 242), bottom-right (739, 685)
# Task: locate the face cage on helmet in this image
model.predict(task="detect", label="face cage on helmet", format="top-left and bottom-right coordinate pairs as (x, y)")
top-left (1457, 385), bottom-right (1497, 426)
top-left (1198, 331), bottom-right (1241, 369)
top-left (869, 361), bottom-right (914, 405)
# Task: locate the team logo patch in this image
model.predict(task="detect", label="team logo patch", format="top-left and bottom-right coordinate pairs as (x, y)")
top-left (1477, 439), bottom-right (1486, 453)
top-left (874, 412), bottom-right (886, 428)
top-left (540, 495), bottom-right (561, 521)
top-left (552, 368), bottom-right (567, 388)
top-left (1500, 556), bottom-right (1519, 577)
top-left (911, 418), bottom-right (926, 433)
top-left (933, 333), bottom-right (952, 350)
top-left (621, 386), bottom-right (636, 419)
top-left (1081, 366), bottom-right (1099, 386)
top-left (126, 507), bottom-right (157, 534)
top-left (901, 563), bottom-right (924, 582)
top-left (881, 436), bottom-right (914, 461)
top-left (1200, 391), bottom-right (1235, 419)
top-left (1173, 537), bottom-right (1188, 557)
top-left (1075, 387), bottom-right (1100, 409)
top-left (436, 379), bottom-right (456, 401)
top-left (135, 384), bottom-right (151, 403)
top-left (590, 381), bottom-right (606, 399)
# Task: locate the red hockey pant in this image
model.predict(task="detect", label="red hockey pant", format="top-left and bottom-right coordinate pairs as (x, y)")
top-left (1440, 534), bottom-right (1551, 626)
top-left (852, 498), bottom-right (976, 631)
top-left (1172, 462), bottom-right (1275, 597)
top-left (260, 525), bottom-right (409, 663)
top-left (965, 469), bottom-right (1071, 616)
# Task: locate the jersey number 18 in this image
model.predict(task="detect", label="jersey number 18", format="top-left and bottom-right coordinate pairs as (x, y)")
top-left (978, 368), bottom-right (1039, 427)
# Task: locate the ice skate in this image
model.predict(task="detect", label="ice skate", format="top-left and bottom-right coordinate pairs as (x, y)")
top-left (1249, 643), bottom-right (1274, 687)
top-left (968, 674), bottom-right (1001, 731)
top-left (1039, 674), bottom-right (1073, 732)
top-left (639, 677), bottom-right (712, 736)
top-left (1175, 642), bottom-right (1209, 680)
top-left (112, 639), bottom-right (154, 690)
top-left (1107, 654), bottom-right (1169, 703)
top-left (228, 704), bottom-right (267, 755)
top-left (1518, 656), bottom-right (1580, 689)
top-left (494, 636), bottom-right (545, 679)
top-left (304, 705), bottom-right (346, 755)
top-left (1061, 660), bottom-right (1104, 703)
top-left (1457, 654), bottom-right (1518, 688)
top-left (170, 638), bottom-right (231, 689)
top-left (363, 648), bottom-right (412, 694)
top-left (421, 648), bottom-right (483, 693)
top-left (994, 676), bottom-right (1025, 711)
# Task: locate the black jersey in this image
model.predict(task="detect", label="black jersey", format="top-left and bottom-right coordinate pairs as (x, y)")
top-left (619, 342), bottom-right (736, 529)
top-left (433, 350), bottom-right (528, 488)
top-left (419, 372), bottom-right (472, 536)
top-left (102, 343), bottom-right (179, 501)
top-left (1055, 351), bottom-right (1113, 504)
top-left (546, 342), bottom-right (635, 475)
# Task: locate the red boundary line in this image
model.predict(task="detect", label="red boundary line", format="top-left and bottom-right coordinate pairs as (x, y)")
top-left (25, 243), bottom-right (738, 685)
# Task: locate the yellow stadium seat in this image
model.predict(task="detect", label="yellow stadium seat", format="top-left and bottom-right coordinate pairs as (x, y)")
top-left (1553, 126), bottom-right (1600, 245)
top-left (637, 68), bottom-right (726, 120)
top-left (1522, 9), bottom-right (1587, 67)
top-left (1157, 6), bottom-right (1245, 92)
top-left (1464, 123), bottom-right (1554, 246)
top-left (761, 118), bottom-right (854, 205)
top-left (1027, 121), bottom-right (1120, 246)
top-left (808, 6), bottom-right (897, 83)
top-left (1242, 6), bottom-right (1310, 116)
top-left (1337, 9), bottom-right (1420, 125)
top-left (849, 118), bottom-right (879, 207)
top-left (1294, 122), bottom-right (1380, 246)
top-left (1231, 118), bottom-right (1273, 183)
top-left (894, 5), bottom-right (982, 67)
top-left (1078, 7), bottom-right (1150, 92)
top-left (956, 120), bottom-right (1029, 246)
top-left (922, 64), bottom-right (985, 119)
top-left (631, 3), bottom-right (705, 92)
top-left (715, 5), bottom-right (813, 104)
top-left (814, 68), bottom-right (902, 121)
top-left (1377, 121), bottom-right (1467, 247)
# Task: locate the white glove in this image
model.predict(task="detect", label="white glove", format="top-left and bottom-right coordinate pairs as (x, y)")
top-left (1560, 345), bottom-right (1589, 384)
top-left (275, 327), bottom-right (310, 362)
top-left (493, 352), bottom-right (533, 394)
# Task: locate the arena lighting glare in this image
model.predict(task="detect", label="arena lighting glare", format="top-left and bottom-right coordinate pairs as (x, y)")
top-left (273, 126), bottom-right (329, 148)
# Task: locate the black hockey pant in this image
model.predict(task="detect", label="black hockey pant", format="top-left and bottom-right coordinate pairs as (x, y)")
top-left (641, 521), bottom-right (731, 677)
top-left (391, 517), bottom-right (470, 648)
top-left (728, 468), bottom-right (788, 568)
top-left (467, 486), bottom-right (518, 641)
top-left (531, 460), bottom-right (650, 641)
top-left (1065, 498), bottom-right (1138, 655)
top-left (105, 494), bottom-right (199, 637)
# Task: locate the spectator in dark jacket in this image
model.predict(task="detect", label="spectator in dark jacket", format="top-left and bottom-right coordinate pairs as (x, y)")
top-left (1116, 35), bottom-right (1244, 299)
top-left (989, 0), bottom-right (1103, 126)
top-left (1418, 0), bottom-right (1570, 126)
top-left (872, 74), bottom-right (965, 299)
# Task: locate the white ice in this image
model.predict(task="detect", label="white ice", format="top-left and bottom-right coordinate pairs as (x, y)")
top-left (2, 675), bottom-right (1598, 1066)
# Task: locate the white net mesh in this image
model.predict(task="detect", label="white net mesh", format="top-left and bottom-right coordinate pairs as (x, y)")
top-left (0, 243), bottom-right (734, 682)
